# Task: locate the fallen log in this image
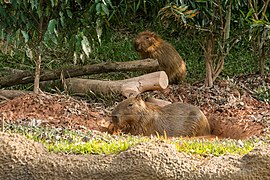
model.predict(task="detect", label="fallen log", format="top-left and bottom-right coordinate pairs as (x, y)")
top-left (0, 59), bottom-right (159, 88)
top-left (66, 71), bottom-right (168, 97)
top-left (0, 90), bottom-right (31, 100)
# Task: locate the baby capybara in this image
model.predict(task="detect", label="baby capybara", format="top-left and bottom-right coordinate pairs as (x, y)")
top-left (134, 31), bottom-right (186, 84)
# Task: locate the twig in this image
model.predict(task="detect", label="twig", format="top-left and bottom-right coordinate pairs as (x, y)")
top-left (1, 113), bottom-right (4, 132)
top-left (258, 0), bottom-right (269, 18)
top-left (0, 95), bottom-right (9, 100)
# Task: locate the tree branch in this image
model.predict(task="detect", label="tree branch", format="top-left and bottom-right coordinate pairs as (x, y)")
top-left (0, 59), bottom-right (159, 88)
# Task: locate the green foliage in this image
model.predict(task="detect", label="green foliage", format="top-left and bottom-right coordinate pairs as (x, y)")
top-left (111, 0), bottom-right (165, 23)
top-left (256, 85), bottom-right (270, 103)
top-left (243, 0), bottom-right (270, 74)
top-left (0, 0), bottom-right (168, 66)
top-left (0, 0), bottom-right (96, 64)
top-left (159, 2), bottom-right (199, 27)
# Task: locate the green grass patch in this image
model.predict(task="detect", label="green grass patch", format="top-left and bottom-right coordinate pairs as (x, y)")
top-left (4, 123), bottom-right (262, 156)
top-left (46, 136), bottom-right (149, 155)
top-left (173, 138), bottom-right (257, 156)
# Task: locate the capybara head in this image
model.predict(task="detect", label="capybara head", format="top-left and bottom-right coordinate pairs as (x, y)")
top-left (112, 96), bottom-right (146, 130)
top-left (134, 31), bottom-right (162, 54)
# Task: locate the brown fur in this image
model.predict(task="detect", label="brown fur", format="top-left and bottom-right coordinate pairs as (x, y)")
top-left (112, 96), bottom-right (211, 137)
top-left (134, 31), bottom-right (186, 84)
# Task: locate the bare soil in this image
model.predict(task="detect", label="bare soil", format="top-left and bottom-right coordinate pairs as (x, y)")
top-left (0, 74), bottom-right (269, 139)
top-left (0, 93), bottom-right (111, 132)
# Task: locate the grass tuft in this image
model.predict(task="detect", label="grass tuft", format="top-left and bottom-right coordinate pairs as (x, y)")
top-left (173, 138), bottom-right (257, 156)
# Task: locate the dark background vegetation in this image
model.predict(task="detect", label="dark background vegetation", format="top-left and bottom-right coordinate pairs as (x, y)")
top-left (0, 0), bottom-right (269, 89)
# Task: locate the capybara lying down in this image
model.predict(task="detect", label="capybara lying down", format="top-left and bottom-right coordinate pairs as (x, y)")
top-left (112, 96), bottom-right (211, 137)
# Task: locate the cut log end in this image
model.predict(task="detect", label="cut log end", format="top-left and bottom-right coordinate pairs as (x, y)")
top-left (158, 71), bottom-right (169, 89)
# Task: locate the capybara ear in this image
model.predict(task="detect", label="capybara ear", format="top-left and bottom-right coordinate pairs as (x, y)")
top-left (150, 31), bottom-right (156, 37)
top-left (127, 93), bottom-right (135, 98)
top-left (148, 31), bottom-right (157, 39)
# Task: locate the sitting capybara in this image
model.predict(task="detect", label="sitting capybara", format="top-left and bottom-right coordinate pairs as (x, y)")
top-left (134, 31), bottom-right (186, 84)
top-left (112, 96), bottom-right (211, 137)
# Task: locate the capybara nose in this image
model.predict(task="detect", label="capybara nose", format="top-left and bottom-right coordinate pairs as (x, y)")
top-left (134, 42), bottom-right (141, 51)
top-left (112, 115), bottom-right (119, 124)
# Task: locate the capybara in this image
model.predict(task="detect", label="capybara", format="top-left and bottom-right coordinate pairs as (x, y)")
top-left (134, 31), bottom-right (186, 84)
top-left (111, 96), bottom-right (211, 137)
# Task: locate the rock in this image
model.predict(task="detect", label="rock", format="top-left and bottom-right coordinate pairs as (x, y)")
top-left (0, 132), bottom-right (270, 180)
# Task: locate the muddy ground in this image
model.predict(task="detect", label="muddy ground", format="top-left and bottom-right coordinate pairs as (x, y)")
top-left (0, 74), bottom-right (269, 139)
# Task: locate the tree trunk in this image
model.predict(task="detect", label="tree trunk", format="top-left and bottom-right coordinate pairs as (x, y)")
top-left (33, 47), bottom-right (42, 93)
top-left (223, 0), bottom-right (231, 51)
top-left (204, 36), bottom-right (214, 87)
top-left (66, 71), bottom-right (168, 97)
top-left (205, 59), bottom-right (213, 87)
top-left (0, 59), bottom-right (159, 88)
top-left (204, 1), bottom-right (231, 87)
top-left (258, 38), bottom-right (265, 75)
top-left (34, 3), bottom-right (44, 94)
